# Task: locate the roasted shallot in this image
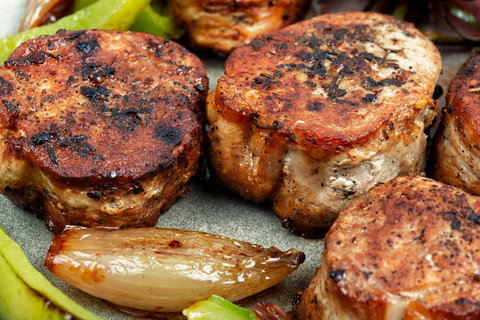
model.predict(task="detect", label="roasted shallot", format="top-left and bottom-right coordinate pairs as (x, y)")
top-left (45, 226), bottom-right (305, 312)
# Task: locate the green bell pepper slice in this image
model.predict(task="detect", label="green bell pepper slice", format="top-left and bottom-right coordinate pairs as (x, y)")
top-left (0, 226), bottom-right (102, 320)
top-left (74, 0), bottom-right (183, 39)
top-left (0, 0), bottom-right (151, 63)
top-left (183, 295), bottom-right (258, 320)
top-left (130, 0), bottom-right (183, 39)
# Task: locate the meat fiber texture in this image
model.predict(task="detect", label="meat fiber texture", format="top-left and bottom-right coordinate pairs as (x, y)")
top-left (429, 55), bottom-right (480, 196)
top-left (295, 176), bottom-right (480, 320)
top-left (207, 12), bottom-right (442, 237)
top-left (0, 30), bottom-right (208, 232)
top-left (168, 0), bottom-right (311, 54)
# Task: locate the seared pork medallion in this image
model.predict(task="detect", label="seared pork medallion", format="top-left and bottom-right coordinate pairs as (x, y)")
top-left (295, 176), bottom-right (480, 320)
top-left (429, 55), bottom-right (480, 195)
top-left (168, 0), bottom-right (310, 54)
top-left (0, 30), bottom-right (208, 232)
top-left (207, 12), bottom-right (442, 237)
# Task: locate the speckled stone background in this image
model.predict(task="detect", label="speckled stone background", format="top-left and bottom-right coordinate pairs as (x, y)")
top-left (0, 1), bottom-right (473, 319)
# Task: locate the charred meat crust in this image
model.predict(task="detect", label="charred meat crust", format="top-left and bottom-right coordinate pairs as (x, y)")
top-left (208, 12), bottom-right (441, 237)
top-left (295, 176), bottom-right (480, 320)
top-left (0, 30), bottom-right (208, 232)
top-left (0, 30), bottom-right (207, 191)
top-left (217, 12), bottom-right (438, 155)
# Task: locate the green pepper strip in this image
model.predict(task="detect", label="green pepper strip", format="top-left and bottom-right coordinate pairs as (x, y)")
top-left (0, 0), bottom-right (151, 64)
top-left (74, 0), bottom-right (183, 39)
top-left (183, 295), bottom-right (258, 320)
top-left (130, 0), bottom-right (183, 39)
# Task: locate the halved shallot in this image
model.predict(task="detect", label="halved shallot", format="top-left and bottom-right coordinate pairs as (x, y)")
top-left (45, 226), bottom-right (305, 312)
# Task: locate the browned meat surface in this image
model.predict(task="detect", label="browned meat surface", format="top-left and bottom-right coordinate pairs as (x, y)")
top-left (206, 12), bottom-right (442, 237)
top-left (429, 55), bottom-right (480, 196)
top-left (168, 0), bottom-right (310, 54)
top-left (0, 30), bottom-right (208, 232)
top-left (295, 176), bottom-right (480, 320)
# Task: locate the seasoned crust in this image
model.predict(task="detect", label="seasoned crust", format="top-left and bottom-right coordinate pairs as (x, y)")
top-left (295, 176), bottom-right (480, 320)
top-left (169, 0), bottom-right (310, 54)
top-left (217, 12), bottom-right (439, 157)
top-left (429, 55), bottom-right (480, 195)
top-left (207, 12), bottom-right (441, 236)
top-left (0, 30), bottom-right (208, 232)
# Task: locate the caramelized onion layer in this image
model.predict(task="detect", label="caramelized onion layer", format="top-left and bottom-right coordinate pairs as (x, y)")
top-left (45, 226), bottom-right (305, 312)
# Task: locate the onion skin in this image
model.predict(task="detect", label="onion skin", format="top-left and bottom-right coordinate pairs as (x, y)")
top-left (45, 226), bottom-right (305, 312)
top-left (20, 0), bottom-right (73, 31)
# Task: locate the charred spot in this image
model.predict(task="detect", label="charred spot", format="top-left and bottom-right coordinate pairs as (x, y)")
top-left (433, 85), bottom-right (443, 100)
top-left (93, 154), bottom-right (105, 164)
top-left (254, 77), bottom-right (263, 84)
top-left (260, 73), bottom-right (274, 79)
top-left (156, 125), bottom-right (183, 146)
top-left (274, 42), bottom-right (289, 50)
top-left (362, 94), bottom-right (377, 103)
top-left (327, 75), bottom-right (341, 101)
top-left (455, 298), bottom-right (468, 305)
top-left (44, 52), bottom-right (62, 60)
top-left (72, 134), bottom-right (88, 144)
top-left (306, 64), bottom-right (327, 79)
top-left (58, 139), bottom-right (71, 147)
top-left (273, 69), bottom-right (284, 78)
top-left (33, 132), bottom-right (51, 146)
top-left (334, 28), bottom-right (348, 41)
top-left (100, 66), bottom-right (115, 77)
top-left (103, 105), bottom-right (153, 127)
top-left (446, 104), bottom-right (453, 114)
top-left (4, 186), bottom-right (12, 193)
top-left (74, 142), bottom-right (95, 156)
top-left (451, 220), bottom-right (461, 230)
top-left (250, 39), bottom-right (264, 49)
top-left (81, 85), bottom-right (110, 103)
top-left (66, 76), bottom-right (75, 86)
top-left (133, 181), bottom-right (144, 194)
top-left (262, 78), bottom-right (276, 90)
top-left (68, 30), bottom-right (86, 39)
top-left (14, 69), bottom-right (24, 79)
top-left (358, 52), bottom-right (382, 63)
top-left (169, 240), bottom-right (183, 248)
top-left (338, 100), bottom-right (358, 107)
top-left (87, 192), bottom-right (101, 201)
top-left (81, 65), bottom-right (102, 83)
top-left (251, 115), bottom-right (283, 130)
top-left (316, 50), bottom-right (339, 61)
top-left (2, 99), bottom-right (19, 115)
top-left (296, 50), bottom-right (315, 62)
top-left (328, 269), bottom-right (346, 282)
top-left (298, 34), bottom-right (322, 49)
top-left (27, 52), bottom-right (45, 64)
top-left (76, 35), bottom-right (100, 54)
top-left (468, 213), bottom-right (480, 224)
top-left (146, 39), bottom-right (170, 56)
top-left (46, 144), bottom-right (58, 164)
top-left (175, 65), bottom-right (193, 75)
top-left (307, 102), bottom-right (324, 112)
top-left (282, 13), bottom-right (289, 20)
top-left (364, 77), bottom-right (403, 88)
top-left (194, 84), bottom-right (205, 93)
top-left (160, 155), bottom-right (176, 170)
top-left (0, 77), bottom-right (13, 96)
